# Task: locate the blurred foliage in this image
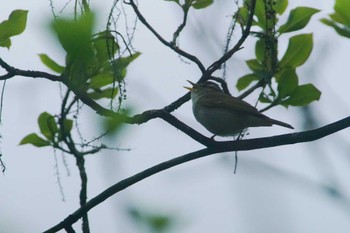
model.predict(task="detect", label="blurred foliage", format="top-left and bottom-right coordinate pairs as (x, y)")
top-left (40, 12), bottom-right (140, 101)
top-left (127, 205), bottom-right (178, 233)
top-left (321, 0), bottom-right (350, 38)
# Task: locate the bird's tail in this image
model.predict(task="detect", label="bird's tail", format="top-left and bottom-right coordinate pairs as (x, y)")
top-left (269, 118), bottom-right (294, 129)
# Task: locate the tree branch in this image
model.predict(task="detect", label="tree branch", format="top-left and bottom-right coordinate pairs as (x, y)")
top-left (125, 0), bottom-right (206, 73)
top-left (0, 57), bottom-right (61, 82)
top-left (207, 0), bottom-right (256, 74)
top-left (72, 89), bottom-right (214, 146)
top-left (43, 116), bottom-right (350, 233)
top-left (172, 4), bottom-right (190, 44)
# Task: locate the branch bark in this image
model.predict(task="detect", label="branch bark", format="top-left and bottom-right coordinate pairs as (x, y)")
top-left (126, 0), bottom-right (206, 73)
top-left (43, 115), bottom-right (350, 233)
top-left (0, 58), bottom-right (61, 82)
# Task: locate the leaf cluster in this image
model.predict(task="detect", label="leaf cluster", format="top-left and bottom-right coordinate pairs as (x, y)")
top-left (20, 112), bottom-right (73, 148)
top-left (236, 0), bottom-right (320, 109)
top-left (321, 0), bottom-right (350, 38)
top-left (41, 13), bottom-right (140, 101)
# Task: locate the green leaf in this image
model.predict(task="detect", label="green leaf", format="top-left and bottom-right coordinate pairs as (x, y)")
top-left (52, 13), bottom-right (94, 61)
top-left (236, 6), bottom-right (249, 26)
top-left (93, 31), bottom-right (119, 65)
top-left (38, 54), bottom-right (65, 73)
top-left (333, 0), bottom-right (350, 26)
top-left (0, 38), bottom-right (11, 48)
top-left (0, 10), bottom-right (28, 48)
top-left (246, 59), bottom-right (264, 72)
top-left (89, 73), bottom-right (115, 89)
top-left (255, 39), bottom-right (266, 63)
top-left (279, 34), bottom-right (313, 68)
top-left (276, 68), bottom-right (298, 98)
top-left (164, 0), bottom-right (180, 4)
top-left (259, 93), bottom-right (273, 103)
top-left (278, 7), bottom-right (319, 33)
top-left (253, 0), bottom-right (266, 29)
top-left (38, 112), bottom-right (58, 140)
top-left (281, 84), bottom-right (321, 106)
top-left (19, 133), bottom-right (51, 147)
top-left (57, 118), bottom-right (73, 141)
top-left (63, 119), bottom-right (73, 134)
top-left (127, 207), bottom-right (173, 232)
top-left (191, 0), bottom-right (213, 9)
top-left (274, 0), bottom-right (289, 15)
top-left (103, 109), bottom-right (130, 136)
top-left (88, 87), bottom-right (118, 100)
top-left (106, 52), bottom-right (141, 81)
top-left (52, 13), bottom-right (96, 87)
top-left (236, 74), bottom-right (260, 91)
top-left (321, 18), bottom-right (350, 38)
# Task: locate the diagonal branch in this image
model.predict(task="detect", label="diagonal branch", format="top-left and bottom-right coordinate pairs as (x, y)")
top-left (73, 89), bottom-right (213, 146)
top-left (44, 115), bottom-right (350, 233)
top-left (172, 4), bottom-right (190, 44)
top-left (125, 0), bottom-right (206, 73)
top-left (207, 0), bottom-right (256, 74)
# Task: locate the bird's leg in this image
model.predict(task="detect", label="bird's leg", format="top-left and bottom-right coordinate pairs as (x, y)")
top-left (233, 129), bottom-right (247, 174)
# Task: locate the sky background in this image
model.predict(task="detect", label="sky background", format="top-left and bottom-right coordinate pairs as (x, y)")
top-left (1, 0), bottom-right (350, 232)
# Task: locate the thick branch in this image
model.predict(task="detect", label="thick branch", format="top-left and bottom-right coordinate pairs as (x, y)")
top-left (44, 116), bottom-right (350, 233)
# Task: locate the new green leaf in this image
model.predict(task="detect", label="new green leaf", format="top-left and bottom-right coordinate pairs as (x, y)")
top-left (191, 0), bottom-right (213, 9)
top-left (19, 133), bottom-right (51, 147)
top-left (0, 10), bottom-right (28, 48)
top-left (282, 84), bottom-right (321, 106)
top-left (279, 34), bottom-right (313, 68)
top-left (93, 31), bottom-right (119, 65)
top-left (236, 74), bottom-right (259, 91)
top-left (38, 112), bottom-right (58, 140)
top-left (63, 119), bottom-right (73, 134)
top-left (255, 39), bottom-right (266, 63)
top-left (274, 0), bottom-right (289, 15)
top-left (278, 7), bottom-right (319, 33)
top-left (276, 68), bottom-right (298, 98)
top-left (321, 18), bottom-right (350, 38)
top-left (39, 54), bottom-right (65, 73)
top-left (89, 73), bottom-right (115, 89)
top-left (88, 87), bottom-right (118, 100)
top-left (333, 0), bottom-right (350, 25)
top-left (246, 59), bottom-right (264, 72)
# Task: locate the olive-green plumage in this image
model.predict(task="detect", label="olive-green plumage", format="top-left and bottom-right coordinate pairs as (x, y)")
top-left (187, 81), bottom-right (293, 136)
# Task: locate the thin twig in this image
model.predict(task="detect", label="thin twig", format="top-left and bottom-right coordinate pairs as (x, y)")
top-left (125, 0), bottom-right (206, 73)
top-left (172, 5), bottom-right (190, 44)
top-left (207, 0), bottom-right (256, 74)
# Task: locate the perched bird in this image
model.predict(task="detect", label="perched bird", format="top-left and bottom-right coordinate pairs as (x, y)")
top-left (185, 80), bottom-right (294, 137)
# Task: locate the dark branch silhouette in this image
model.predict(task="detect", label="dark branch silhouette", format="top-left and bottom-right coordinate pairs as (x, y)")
top-left (0, 58), bottom-right (61, 82)
top-left (43, 115), bottom-right (350, 233)
top-left (125, 0), bottom-right (206, 73)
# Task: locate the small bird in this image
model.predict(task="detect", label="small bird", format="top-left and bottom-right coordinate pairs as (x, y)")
top-left (185, 80), bottom-right (294, 137)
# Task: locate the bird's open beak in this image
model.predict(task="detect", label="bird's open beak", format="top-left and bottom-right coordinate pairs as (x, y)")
top-left (184, 80), bottom-right (195, 91)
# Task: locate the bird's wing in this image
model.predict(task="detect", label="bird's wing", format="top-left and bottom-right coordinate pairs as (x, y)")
top-left (198, 92), bottom-right (266, 118)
